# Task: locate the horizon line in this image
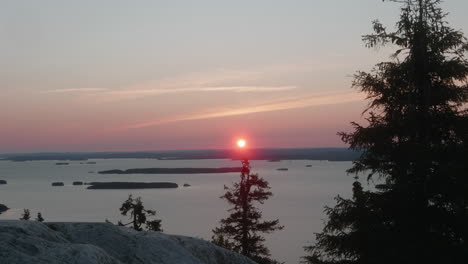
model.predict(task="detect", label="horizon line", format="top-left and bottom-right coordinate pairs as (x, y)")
top-left (0, 146), bottom-right (351, 156)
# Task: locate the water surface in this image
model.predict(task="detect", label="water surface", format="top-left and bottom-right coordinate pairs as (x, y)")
top-left (0, 159), bottom-right (354, 264)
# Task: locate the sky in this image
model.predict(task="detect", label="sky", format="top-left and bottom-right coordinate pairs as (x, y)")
top-left (1, 0), bottom-right (467, 153)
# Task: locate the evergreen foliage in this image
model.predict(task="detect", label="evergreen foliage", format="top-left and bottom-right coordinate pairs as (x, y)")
top-left (36, 212), bottom-right (44, 222)
top-left (304, 1), bottom-right (468, 263)
top-left (20, 209), bottom-right (31, 220)
top-left (119, 194), bottom-right (162, 232)
top-left (212, 159), bottom-right (283, 264)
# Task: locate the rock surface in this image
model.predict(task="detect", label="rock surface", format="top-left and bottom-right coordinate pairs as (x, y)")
top-left (0, 220), bottom-right (256, 264)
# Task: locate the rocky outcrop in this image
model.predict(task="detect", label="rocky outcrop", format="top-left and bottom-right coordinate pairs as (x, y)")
top-left (0, 180), bottom-right (7, 184)
top-left (0, 221), bottom-right (256, 264)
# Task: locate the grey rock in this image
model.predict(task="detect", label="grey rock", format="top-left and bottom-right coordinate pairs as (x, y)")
top-left (0, 220), bottom-right (256, 264)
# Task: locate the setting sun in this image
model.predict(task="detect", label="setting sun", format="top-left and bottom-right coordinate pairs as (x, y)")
top-left (237, 139), bottom-right (246, 148)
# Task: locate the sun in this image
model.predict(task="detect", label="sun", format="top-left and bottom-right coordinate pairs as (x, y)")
top-left (237, 139), bottom-right (246, 148)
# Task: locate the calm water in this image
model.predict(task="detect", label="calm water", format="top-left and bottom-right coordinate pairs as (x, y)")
top-left (0, 159), bottom-right (354, 264)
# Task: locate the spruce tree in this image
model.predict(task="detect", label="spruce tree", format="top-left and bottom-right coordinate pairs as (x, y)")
top-left (212, 159), bottom-right (283, 264)
top-left (119, 194), bottom-right (162, 232)
top-left (19, 209), bottom-right (31, 220)
top-left (304, 1), bottom-right (468, 263)
top-left (36, 212), bottom-right (44, 222)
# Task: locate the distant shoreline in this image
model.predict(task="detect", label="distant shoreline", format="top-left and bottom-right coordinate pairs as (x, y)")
top-left (1, 148), bottom-right (360, 162)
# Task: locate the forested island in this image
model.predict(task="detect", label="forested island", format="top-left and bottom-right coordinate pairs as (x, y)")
top-left (0, 204), bottom-right (8, 214)
top-left (98, 167), bottom-right (242, 174)
top-left (86, 182), bottom-right (178, 189)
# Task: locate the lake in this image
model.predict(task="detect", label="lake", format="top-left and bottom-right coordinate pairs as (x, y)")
top-left (0, 159), bottom-right (355, 264)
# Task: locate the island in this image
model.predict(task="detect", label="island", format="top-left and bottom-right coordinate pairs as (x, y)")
top-left (0, 204), bottom-right (8, 214)
top-left (277, 168), bottom-right (289, 171)
top-left (55, 162), bottom-right (69, 165)
top-left (86, 182), bottom-right (178, 189)
top-left (72, 181), bottom-right (83, 186)
top-left (98, 167), bottom-right (242, 174)
top-left (0, 180), bottom-right (6, 185)
top-left (52, 182), bottom-right (64, 186)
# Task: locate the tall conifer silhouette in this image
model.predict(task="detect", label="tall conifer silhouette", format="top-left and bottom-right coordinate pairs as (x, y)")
top-left (304, 1), bottom-right (468, 263)
top-left (213, 159), bottom-right (283, 264)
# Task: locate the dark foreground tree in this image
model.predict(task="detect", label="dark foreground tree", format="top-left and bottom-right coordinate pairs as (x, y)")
top-left (19, 209), bottom-right (31, 220)
top-left (36, 212), bottom-right (44, 222)
top-left (118, 194), bottom-right (162, 232)
top-left (304, 1), bottom-right (468, 264)
top-left (212, 159), bottom-right (283, 264)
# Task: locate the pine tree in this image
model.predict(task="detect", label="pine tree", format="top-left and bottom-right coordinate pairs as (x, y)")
top-left (304, 1), bottom-right (468, 263)
top-left (36, 212), bottom-right (44, 222)
top-left (212, 159), bottom-right (283, 264)
top-left (19, 209), bottom-right (31, 220)
top-left (119, 194), bottom-right (162, 232)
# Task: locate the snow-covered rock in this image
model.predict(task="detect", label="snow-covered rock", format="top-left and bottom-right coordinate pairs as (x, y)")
top-left (0, 220), bottom-right (256, 264)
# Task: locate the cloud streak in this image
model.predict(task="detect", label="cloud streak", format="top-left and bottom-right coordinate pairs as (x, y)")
top-left (45, 66), bottom-right (306, 102)
top-left (106, 85), bottom-right (295, 95)
top-left (123, 90), bottom-right (364, 129)
top-left (43, 88), bottom-right (110, 93)
top-left (80, 85), bottom-right (296, 103)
